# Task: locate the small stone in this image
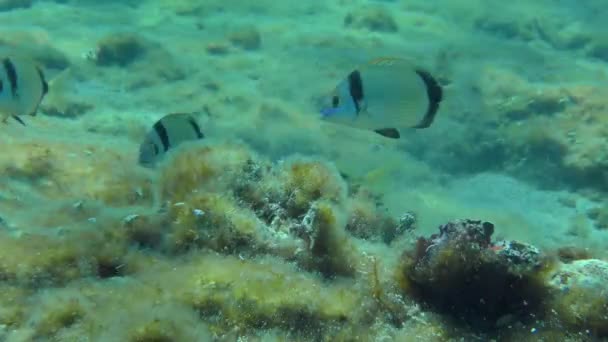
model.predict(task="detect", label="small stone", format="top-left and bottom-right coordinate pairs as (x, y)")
top-left (344, 7), bottom-right (398, 33)
top-left (91, 32), bottom-right (186, 87)
top-left (94, 33), bottom-right (149, 67)
top-left (397, 212), bottom-right (417, 232)
top-left (123, 214), bottom-right (140, 225)
top-left (72, 201), bottom-right (84, 209)
top-left (494, 240), bottom-right (541, 267)
top-left (206, 42), bottom-right (230, 55)
top-left (586, 206), bottom-right (608, 230)
top-left (41, 100), bottom-right (94, 119)
top-left (228, 26), bottom-right (262, 50)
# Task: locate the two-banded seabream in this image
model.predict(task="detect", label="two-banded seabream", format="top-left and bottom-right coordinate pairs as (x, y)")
top-left (320, 57), bottom-right (443, 139)
top-left (138, 112), bottom-right (205, 167)
top-left (0, 56), bottom-right (49, 126)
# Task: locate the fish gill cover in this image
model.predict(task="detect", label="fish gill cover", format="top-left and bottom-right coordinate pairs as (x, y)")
top-left (0, 0), bottom-right (607, 341)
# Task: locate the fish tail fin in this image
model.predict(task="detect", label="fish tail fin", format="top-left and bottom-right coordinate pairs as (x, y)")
top-left (48, 66), bottom-right (72, 88)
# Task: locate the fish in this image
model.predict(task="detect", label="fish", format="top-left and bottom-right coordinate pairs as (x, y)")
top-left (138, 112), bottom-right (205, 167)
top-left (0, 55), bottom-right (49, 126)
top-left (319, 57), bottom-right (443, 139)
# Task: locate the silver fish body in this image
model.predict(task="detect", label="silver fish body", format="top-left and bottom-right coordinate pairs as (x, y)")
top-left (138, 112), bottom-right (205, 167)
top-left (0, 56), bottom-right (48, 126)
top-left (320, 57), bottom-right (442, 139)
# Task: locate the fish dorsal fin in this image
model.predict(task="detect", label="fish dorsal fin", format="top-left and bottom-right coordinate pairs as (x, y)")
top-left (367, 57), bottom-right (413, 67)
top-left (374, 128), bottom-right (400, 139)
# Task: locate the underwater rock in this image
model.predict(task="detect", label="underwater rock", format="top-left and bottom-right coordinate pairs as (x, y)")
top-left (0, 135), bottom-right (154, 208)
top-left (548, 259), bottom-right (608, 337)
top-left (157, 143), bottom-right (361, 277)
top-left (398, 219), bottom-right (549, 327)
top-left (425, 64), bottom-right (608, 192)
top-left (344, 6), bottom-right (398, 33)
top-left (1, 135), bottom-right (583, 340)
top-left (344, 191), bottom-right (401, 244)
top-left (473, 14), bottom-right (537, 42)
top-left (586, 205), bottom-right (608, 230)
top-left (0, 31), bottom-right (70, 70)
top-left (33, 299), bottom-right (84, 338)
top-left (93, 33), bottom-right (150, 67)
top-left (205, 42), bottom-right (230, 55)
top-left (492, 240), bottom-right (541, 269)
top-left (90, 32), bottom-right (185, 87)
top-left (227, 26), bottom-right (262, 51)
top-left (479, 67), bottom-right (568, 122)
top-left (555, 246), bottom-right (592, 263)
top-left (397, 212), bottom-right (417, 232)
top-left (294, 201), bottom-right (360, 278)
top-left (180, 254), bottom-right (362, 338)
top-left (534, 19), bottom-right (591, 50)
top-left (41, 100), bottom-right (94, 119)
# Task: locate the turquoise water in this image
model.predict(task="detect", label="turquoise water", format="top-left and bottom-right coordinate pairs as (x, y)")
top-left (0, 0), bottom-right (607, 341)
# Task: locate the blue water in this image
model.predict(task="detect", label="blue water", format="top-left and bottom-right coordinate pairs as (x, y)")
top-left (0, 0), bottom-right (606, 340)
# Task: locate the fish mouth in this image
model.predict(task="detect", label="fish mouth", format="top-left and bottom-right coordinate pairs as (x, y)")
top-left (137, 153), bottom-right (154, 168)
top-left (138, 159), bottom-right (155, 168)
top-left (320, 107), bottom-right (336, 117)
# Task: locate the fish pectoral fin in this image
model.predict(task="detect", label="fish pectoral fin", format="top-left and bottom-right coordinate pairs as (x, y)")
top-left (374, 128), bottom-right (400, 139)
top-left (12, 116), bottom-right (26, 126)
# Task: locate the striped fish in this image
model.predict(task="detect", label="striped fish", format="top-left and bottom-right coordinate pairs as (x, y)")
top-left (319, 57), bottom-right (442, 139)
top-left (138, 112), bottom-right (205, 167)
top-left (0, 55), bottom-right (49, 126)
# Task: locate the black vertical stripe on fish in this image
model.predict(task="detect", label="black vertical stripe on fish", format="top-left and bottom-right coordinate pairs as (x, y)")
top-left (331, 95), bottom-right (339, 108)
top-left (411, 69), bottom-right (443, 129)
top-left (12, 116), bottom-right (26, 126)
top-left (187, 117), bottom-right (204, 139)
top-left (29, 67), bottom-right (48, 117)
top-left (36, 66), bottom-right (49, 96)
top-left (374, 128), bottom-right (400, 139)
top-left (2, 58), bottom-right (18, 98)
top-left (347, 70), bottom-right (364, 113)
top-left (153, 121), bottom-right (170, 152)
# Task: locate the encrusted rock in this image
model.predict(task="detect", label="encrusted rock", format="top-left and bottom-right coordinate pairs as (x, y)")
top-left (399, 219), bottom-right (548, 327)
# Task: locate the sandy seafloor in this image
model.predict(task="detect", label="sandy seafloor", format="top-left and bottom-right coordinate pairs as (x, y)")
top-left (0, 0), bottom-right (608, 341)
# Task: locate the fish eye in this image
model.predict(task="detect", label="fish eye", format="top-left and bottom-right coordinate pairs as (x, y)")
top-left (331, 95), bottom-right (339, 108)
